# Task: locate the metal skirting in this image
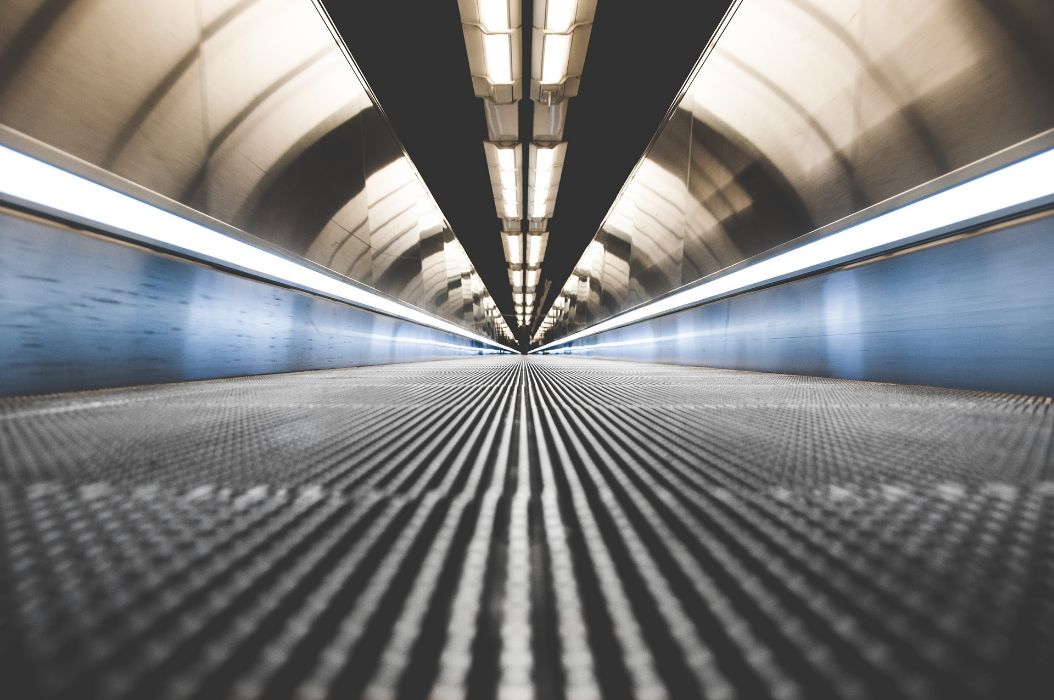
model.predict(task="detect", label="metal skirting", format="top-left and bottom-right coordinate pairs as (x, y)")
top-left (2, 356), bottom-right (1054, 699)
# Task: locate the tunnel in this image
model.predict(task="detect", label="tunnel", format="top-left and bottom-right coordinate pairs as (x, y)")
top-left (2, 1), bottom-right (1054, 699)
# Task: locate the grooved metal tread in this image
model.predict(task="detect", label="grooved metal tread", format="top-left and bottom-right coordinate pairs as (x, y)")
top-left (2, 356), bottom-right (1053, 699)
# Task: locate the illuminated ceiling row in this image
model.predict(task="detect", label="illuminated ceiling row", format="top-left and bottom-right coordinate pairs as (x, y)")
top-left (457, 0), bottom-right (597, 334)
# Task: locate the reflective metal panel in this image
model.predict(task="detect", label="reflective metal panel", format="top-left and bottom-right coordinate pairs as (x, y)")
top-left (0, 0), bottom-right (207, 198)
top-left (0, 209), bottom-right (497, 397)
top-left (538, 0), bottom-right (1054, 345)
top-left (0, 0), bottom-right (507, 341)
top-left (545, 209), bottom-right (1054, 396)
top-left (625, 107), bottom-right (690, 307)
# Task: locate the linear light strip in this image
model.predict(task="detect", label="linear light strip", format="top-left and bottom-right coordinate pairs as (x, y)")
top-left (0, 144), bottom-right (510, 352)
top-left (533, 147), bottom-right (1054, 353)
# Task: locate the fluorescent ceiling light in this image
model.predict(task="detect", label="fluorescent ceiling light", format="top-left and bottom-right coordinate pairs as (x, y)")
top-left (545, 0), bottom-right (577, 32)
top-left (499, 189), bottom-right (520, 217)
top-left (485, 143), bottom-right (521, 223)
top-left (483, 33), bottom-right (513, 84)
top-left (499, 169), bottom-right (517, 190)
top-left (503, 232), bottom-right (524, 265)
top-left (534, 145), bottom-right (557, 172)
top-left (0, 144), bottom-right (509, 351)
top-left (541, 33), bottom-right (572, 84)
top-left (530, 149), bottom-right (557, 218)
top-left (532, 169), bottom-right (553, 193)
top-left (535, 146), bottom-right (1054, 352)
top-left (525, 268), bottom-right (540, 286)
top-left (510, 269), bottom-right (524, 287)
top-left (530, 194), bottom-right (549, 219)
top-left (528, 144), bottom-right (563, 220)
top-left (526, 233), bottom-right (546, 265)
top-left (531, 198), bottom-right (549, 218)
top-left (479, 0), bottom-right (511, 31)
top-left (530, 0), bottom-right (594, 102)
top-left (497, 146), bottom-right (517, 171)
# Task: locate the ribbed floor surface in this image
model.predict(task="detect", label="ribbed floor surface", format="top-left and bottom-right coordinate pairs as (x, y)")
top-left (2, 357), bottom-right (1053, 700)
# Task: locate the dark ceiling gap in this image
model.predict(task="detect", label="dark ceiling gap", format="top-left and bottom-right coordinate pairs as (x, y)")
top-left (321, 1), bottom-right (732, 344)
top-left (519, 0), bottom-right (534, 347)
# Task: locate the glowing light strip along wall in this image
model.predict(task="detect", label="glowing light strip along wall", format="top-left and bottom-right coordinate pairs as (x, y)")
top-left (0, 144), bottom-right (511, 352)
top-left (533, 147), bottom-right (1054, 353)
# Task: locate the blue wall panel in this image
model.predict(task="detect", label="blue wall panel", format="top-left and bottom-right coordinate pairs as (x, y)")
top-left (548, 211), bottom-right (1054, 396)
top-left (0, 209), bottom-right (493, 396)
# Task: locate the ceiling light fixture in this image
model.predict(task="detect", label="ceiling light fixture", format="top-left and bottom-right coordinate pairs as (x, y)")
top-left (522, 1), bottom-right (596, 332)
top-left (461, 0), bottom-right (597, 333)
top-left (460, 0), bottom-right (522, 103)
top-left (531, 0), bottom-right (596, 104)
top-left (483, 142), bottom-right (523, 226)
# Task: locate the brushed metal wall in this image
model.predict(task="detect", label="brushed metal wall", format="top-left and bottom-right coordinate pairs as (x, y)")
top-left (538, 0), bottom-right (1054, 342)
top-left (0, 0), bottom-right (508, 341)
top-left (0, 208), bottom-right (496, 396)
top-left (544, 209), bottom-right (1054, 396)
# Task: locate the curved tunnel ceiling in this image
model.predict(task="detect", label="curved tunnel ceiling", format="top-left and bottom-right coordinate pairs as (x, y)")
top-left (7, 1), bottom-right (1049, 349)
top-left (0, 0), bottom-right (515, 343)
top-left (322, 0), bottom-right (734, 334)
top-left (533, 0), bottom-right (1054, 345)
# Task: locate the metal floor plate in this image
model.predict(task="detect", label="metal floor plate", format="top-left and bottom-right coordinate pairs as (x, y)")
top-left (2, 357), bottom-right (1053, 699)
